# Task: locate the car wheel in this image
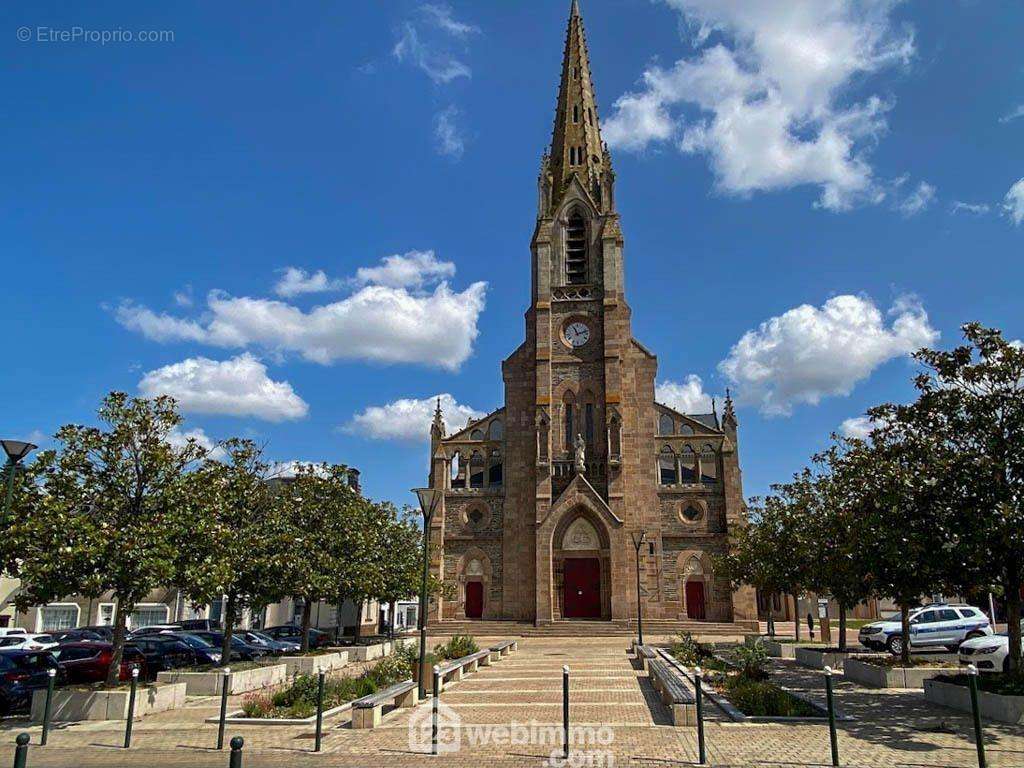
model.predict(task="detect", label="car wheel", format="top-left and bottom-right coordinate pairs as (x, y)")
top-left (886, 635), bottom-right (904, 656)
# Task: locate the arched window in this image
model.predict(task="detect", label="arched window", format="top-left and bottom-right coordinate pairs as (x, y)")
top-left (565, 212), bottom-right (587, 285)
top-left (700, 446), bottom-right (718, 485)
top-left (659, 446), bottom-right (678, 485)
top-left (608, 415), bottom-right (621, 458)
top-left (488, 419), bottom-right (503, 441)
top-left (488, 449), bottom-right (503, 486)
top-left (470, 429), bottom-right (484, 441)
top-left (451, 451), bottom-right (466, 488)
top-left (678, 424), bottom-right (694, 436)
top-left (469, 451), bottom-right (485, 488)
top-left (563, 392), bottom-right (576, 451)
top-left (659, 413), bottom-right (674, 435)
top-left (573, 105), bottom-right (579, 123)
top-left (679, 446), bottom-right (696, 483)
top-left (584, 402), bottom-right (595, 446)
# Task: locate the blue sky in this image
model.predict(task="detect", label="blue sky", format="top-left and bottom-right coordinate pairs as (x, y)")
top-left (3, 0), bottom-right (1022, 508)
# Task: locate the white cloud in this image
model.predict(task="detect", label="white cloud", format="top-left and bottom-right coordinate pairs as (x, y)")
top-left (115, 254), bottom-right (486, 371)
top-left (268, 460), bottom-right (327, 479)
top-left (393, 4), bottom-right (477, 85)
top-left (999, 105), bottom-right (1024, 124)
top-left (167, 426), bottom-right (227, 461)
top-left (434, 106), bottom-right (466, 159)
top-left (420, 3), bottom-right (479, 37)
top-left (655, 375), bottom-right (716, 414)
top-left (898, 181), bottom-right (936, 217)
top-left (839, 415), bottom-right (874, 440)
top-left (951, 201), bottom-right (991, 215)
top-left (346, 393), bottom-right (484, 442)
top-left (138, 354), bottom-right (309, 422)
top-left (173, 286), bottom-right (194, 307)
top-left (354, 250), bottom-right (456, 290)
top-left (274, 268), bottom-right (343, 298)
top-left (1003, 178), bottom-right (1024, 226)
top-left (605, 0), bottom-right (913, 211)
top-left (719, 294), bottom-right (938, 416)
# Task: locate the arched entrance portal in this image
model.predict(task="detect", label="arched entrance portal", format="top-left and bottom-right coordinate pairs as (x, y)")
top-left (554, 514), bottom-right (610, 620)
top-left (678, 552), bottom-right (712, 622)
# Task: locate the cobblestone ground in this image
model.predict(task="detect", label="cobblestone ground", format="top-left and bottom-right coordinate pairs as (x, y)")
top-left (1, 634), bottom-right (1022, 767)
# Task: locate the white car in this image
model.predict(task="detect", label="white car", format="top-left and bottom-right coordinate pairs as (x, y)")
top-left (959, 621), bottom-right (1024, 673)
top-left (0, 633), bottom-right (58, 651)
top-left (858, 604), bottom-right (992, 655)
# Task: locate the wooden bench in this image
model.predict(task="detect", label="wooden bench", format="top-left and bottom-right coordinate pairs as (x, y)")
top-left (489, 639), bottom-right (518, 661)
top-left (436, 650), bottom-right (491, 693)
top-left (635, 644), bottom-right (657, 672)
top-left (647, 659), bottom-right (697, 727)
top-left (351, 680), bottom-right (418, 729)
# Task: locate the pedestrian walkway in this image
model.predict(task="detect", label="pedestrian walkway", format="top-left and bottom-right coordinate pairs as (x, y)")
top-left (2, 634), bottom-right (1023, 767)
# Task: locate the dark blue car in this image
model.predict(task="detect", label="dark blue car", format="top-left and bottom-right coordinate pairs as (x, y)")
top-left (0, 650), bottom-right (66, 715)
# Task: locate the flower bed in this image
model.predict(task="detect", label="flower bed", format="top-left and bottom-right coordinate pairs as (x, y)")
top-left (843, 656), bottom-right (954, 689)
top-left (925, 674), bottom-right (1024, 725)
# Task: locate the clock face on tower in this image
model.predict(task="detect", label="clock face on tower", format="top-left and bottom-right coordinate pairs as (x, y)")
top-left (563, 321), bottom-right (591, 348)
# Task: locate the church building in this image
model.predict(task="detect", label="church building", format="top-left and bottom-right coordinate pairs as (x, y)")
top-left (425, 1), bottom-right (757, 627)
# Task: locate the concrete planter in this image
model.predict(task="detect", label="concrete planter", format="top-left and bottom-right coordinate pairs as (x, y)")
top-left (274, 652), bottom-right (348, 676)
top-left (31, 682), bottom-right (186, 722)
top-left (157, 663), bottom-right (287, 696)
top-left (844, 658), bottom-right (952, 689)
top-left (795, 647), bottom-right (852, 670)
top-left (208, 702), bottom-right (353, 727)
top-left (763, 640), bottom-right (823, 659)
top-left (351, 642), bottom-right (392, 662)
top-left (925, 679), bottom-right (1024, 725)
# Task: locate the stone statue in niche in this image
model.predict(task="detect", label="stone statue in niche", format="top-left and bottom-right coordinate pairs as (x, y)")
top-left (574, 433), bottom-right (586, 474)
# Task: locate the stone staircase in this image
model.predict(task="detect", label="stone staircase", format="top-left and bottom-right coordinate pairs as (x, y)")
top-left (428, 618), bottom-right (754, 637)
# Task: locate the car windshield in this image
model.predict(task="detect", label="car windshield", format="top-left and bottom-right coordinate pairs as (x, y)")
top-left (176, 634), bottom-right (214, 649)
top-left (247, 631), bottom-right (273, 643)
top-left (880, 612), bottom-right (903, 622)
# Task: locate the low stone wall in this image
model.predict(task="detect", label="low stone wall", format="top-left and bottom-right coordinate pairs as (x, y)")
top-left (274, 652), bottom-right (348, 676)
top-left (795, 647), bottom-right (852, 670)
top-left (925, 678), bottom-right (1024, 725)
top-left (764, 640), bottom-right (823, 659)
top-left (844, 658), bottom-right (952, 689)
top-left (157, 663), bottom-right (287, 696)
top-left (31, 682), bottom-right (186, 722)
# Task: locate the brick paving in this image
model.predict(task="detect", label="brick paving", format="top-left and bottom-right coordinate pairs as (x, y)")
top-left (1, 634), bottom-right (1022, 767)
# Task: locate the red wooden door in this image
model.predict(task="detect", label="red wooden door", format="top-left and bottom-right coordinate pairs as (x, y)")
top-left (563, 558), bottom-right (601, 619)
top-left (465, 582), bottom-right (483, 619)
top-left (685, 581), bottom-right (707, 621)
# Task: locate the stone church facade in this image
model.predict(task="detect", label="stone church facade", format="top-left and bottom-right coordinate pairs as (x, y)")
top-left (425, 1), bottom-right (757, 626)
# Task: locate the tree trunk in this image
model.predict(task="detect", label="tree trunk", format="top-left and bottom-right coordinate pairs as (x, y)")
top-left (900, 603), bottom-right (912, 666)
top-left (792, 594), bottom-right (801, 641)
top-left (353, 599), bottom-right (364, 642)
top-left (300, 599), bottom-right (313, 654)
top-left (220, 593), bottom-right (237, 667)
top-left (838, 604), bottom-right (848, 653)
top-left (389, 599), bottom-right (397, 640)
top-left (106, 597), bottom-right (131, 687)
top-left (1005, 572), bottom-right (1022, 674)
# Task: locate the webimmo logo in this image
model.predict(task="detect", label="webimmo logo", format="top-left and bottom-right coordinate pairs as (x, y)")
top-left (407, 698), bottom-right (462, 754)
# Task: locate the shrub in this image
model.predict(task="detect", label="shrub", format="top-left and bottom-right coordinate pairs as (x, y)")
top-left (724, 676), bottom-right (816, 718)
top-left (733, 641), bottom-right (770, 681)
top-left (671, 632), bottom-right (711, 667)
top-left (433, 635), bottom-right (478, 661)
top-left (241, 692), bottom-right (274, 718)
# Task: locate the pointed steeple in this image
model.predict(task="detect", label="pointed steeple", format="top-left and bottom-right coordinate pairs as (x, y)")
top-left (722, 388), bottom-right (738, 430)
top-left (544, 0), bottom-right (608, 214)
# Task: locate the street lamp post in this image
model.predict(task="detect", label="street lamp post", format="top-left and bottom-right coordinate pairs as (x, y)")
top-left (2, 440), bottom-right (37, 523)
top-left (412, 487), bottom-right (441, 701)
top-left (631, 531), bottom-right (646, 647)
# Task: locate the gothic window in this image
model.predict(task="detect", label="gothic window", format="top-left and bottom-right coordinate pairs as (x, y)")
top-left (678, 424), bottom-right (694, 436)
top-left (488, 419), bottom-right (503, 441)
top-left (608, 415), bottom-right (621, 458)
top-left (585, 402), bottom-right (594, 446)
top-left (565, 211), bottom-right (587, 285)
top-left (538, 416), bottom-right (550, 462)
top-left (700, 446), bottom-right (718, 485)
top-left (564, 405), bottom-right (574, 450)
top-left (679, 446), bottom-right (696, 483)
top-left (659, 446), bottom-right (678, 485)
top-left (680, 503), bottom-right (704, 523)
top-left (573, 105), bottom-right (579, 123)
top-left (488, 449), bottom-right (503, 486)
top-left (451, 451), bottom-right (466, 489)
top-left (659, 413), bottom-right (674, 435)
top-left (470, 429), bottom-right (484, 441)
top-left (469, 451), bottom-right (485, 488)
top-left (588, 108), bottom-right (593, 125)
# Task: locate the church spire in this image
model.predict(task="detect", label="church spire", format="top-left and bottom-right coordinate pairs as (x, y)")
top-left (544, 0), bottom-right (608, 214)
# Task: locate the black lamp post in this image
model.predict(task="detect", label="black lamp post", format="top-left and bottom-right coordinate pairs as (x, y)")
top-left (631, 531), bottom-right (646, 646)
top-left (2, 440), bottom-right (37, 523)
top-left (412, 487), bottom-right (441, 701)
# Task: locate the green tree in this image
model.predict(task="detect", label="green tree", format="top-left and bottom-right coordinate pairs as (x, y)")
top-left (178, 439), bottom-right (290, 666)
top-left (9, 393), bottom-right (202, 685)
top-left (376, 505), bottom-right (423, 639)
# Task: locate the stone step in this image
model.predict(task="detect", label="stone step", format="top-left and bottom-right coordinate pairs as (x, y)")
top-left (427, 619), bottom-right (749, 637)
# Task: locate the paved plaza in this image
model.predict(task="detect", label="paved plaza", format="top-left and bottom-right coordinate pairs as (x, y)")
top-left (2, 634), bottom-right (1022, 767)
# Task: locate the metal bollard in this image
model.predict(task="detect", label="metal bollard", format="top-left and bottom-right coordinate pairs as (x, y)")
top-left (12, 734), bottom-right (29, 768)
top-left (217, 668), bottom-right (232, 750)
top-left (694, 666), bottom-right (706, 766)
top-left (824, 666), bottom-right (839, 767)
top-left (314, 671), bottom-right (326, 753)
top-left (431, 665), bottom-right (440, 756)
top-left (229, 735), bottom-right (244, 768)
top-left (562, 665), bottom-right (570, 760)
top-left (123, 666), bottom-right (139, 748)
top-left (41, 668), bottom-right (56, 746)
top-left (967, 664), bottom-right (987, 768)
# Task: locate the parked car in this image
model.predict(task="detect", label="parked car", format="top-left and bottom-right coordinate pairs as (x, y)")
top-left (0, 629), bottom-right (28, 638)
top-left (237, 630), bottom-right (299, 655)
top-left (859, 604), bottom-right (992, 655)
top-left (53, 642), bottom-right (148, 684)
top-left (0, 651), bottom-right (66, 715)
top-left (124, 637), bottom-right (196, 679)
top-left (178, 619), bottom-right (222, 632)
top-left (0, 634), bottom-right (58, 652)
top-left (163, 633), bottom-right (222, 666)
top-left (76, 626), bottom-right (115, 642)
top-left (128, 624), bottom-right (183, 638)
top-left (52, 628), bottom-right (106, 644)
top-left (189, 632), bottom-right (269, 661)
top-left (263, 625), bottom-right (332, 649)
top-left (959, 621), bottom-right (1024, 673)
